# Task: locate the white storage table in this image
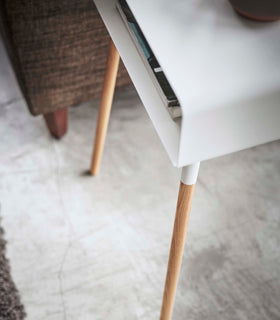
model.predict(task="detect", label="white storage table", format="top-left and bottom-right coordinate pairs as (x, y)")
top-left (90, 0), bottom-right (280, 319)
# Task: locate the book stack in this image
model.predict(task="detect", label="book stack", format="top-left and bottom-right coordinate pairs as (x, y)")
top-left (116, 0), bottom-right (181, 119)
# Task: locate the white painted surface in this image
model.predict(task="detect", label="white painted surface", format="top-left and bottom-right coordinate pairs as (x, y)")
top-left (127, 0), bottom-right (280, 116)
top-left (94, 0), bottom-right (280, 167)
top-left (94, 0), bottom-right (180, 166)
top-left (181, 162), bottom-right (200, 185)
top-left (179, 92), bottom-right (280, 166)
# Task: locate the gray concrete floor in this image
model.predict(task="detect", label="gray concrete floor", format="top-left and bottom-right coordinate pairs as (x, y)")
top-left (1, 37), bottom-right (280, 320)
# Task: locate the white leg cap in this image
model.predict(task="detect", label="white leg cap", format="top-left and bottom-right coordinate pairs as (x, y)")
top-left (181, 162), bottom-right (200, 185)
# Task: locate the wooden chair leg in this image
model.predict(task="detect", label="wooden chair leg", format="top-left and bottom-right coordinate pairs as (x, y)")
top-left (160, 182), bottom-right (196, 320)
top-left (90, 39), bottom-right (120, 175)
top-left (43, 107), bottom-right (68, 139)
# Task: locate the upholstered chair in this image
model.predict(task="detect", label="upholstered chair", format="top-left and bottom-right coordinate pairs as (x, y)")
top-left (0, 0), bottom-right (131, 138)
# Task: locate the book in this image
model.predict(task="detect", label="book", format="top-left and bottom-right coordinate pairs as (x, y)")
top-left (116, 0), bottom-right (181, 119)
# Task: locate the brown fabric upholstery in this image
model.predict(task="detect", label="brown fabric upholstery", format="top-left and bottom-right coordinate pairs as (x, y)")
top-left (3, 0), bottom-right (131, 116)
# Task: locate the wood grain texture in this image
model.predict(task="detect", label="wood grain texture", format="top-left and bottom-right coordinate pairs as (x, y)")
top-left (90, 40), bottom-right (120, 175)
top-left (160, 182), bottom-right (195, 320)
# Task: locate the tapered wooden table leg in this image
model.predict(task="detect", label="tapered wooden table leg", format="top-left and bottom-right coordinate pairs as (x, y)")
top-left (160, 182), bottom-right (195, 320)
top-left (90, 39), bottom-right (120, 175)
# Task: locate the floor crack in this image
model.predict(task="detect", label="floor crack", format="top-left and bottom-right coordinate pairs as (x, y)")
top-left (58, 242), bottom-right (72, 320)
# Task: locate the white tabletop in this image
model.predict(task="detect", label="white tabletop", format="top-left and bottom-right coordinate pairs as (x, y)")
top-left (94, 0), bottom-right (280, 167)
top-left (127, 0), bottom-right (280, 117)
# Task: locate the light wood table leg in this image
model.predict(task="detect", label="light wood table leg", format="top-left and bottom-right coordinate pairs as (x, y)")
top-left (90, 39), bottom-right (120, 175)
top-left (160, 163), bottom-right (200, 320)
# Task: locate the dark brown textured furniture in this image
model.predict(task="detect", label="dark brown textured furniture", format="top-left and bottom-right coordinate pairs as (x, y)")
top-left (229, 0), bottom-right (280, 21)
top-left (0, 0), bottom-right (131, 138)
